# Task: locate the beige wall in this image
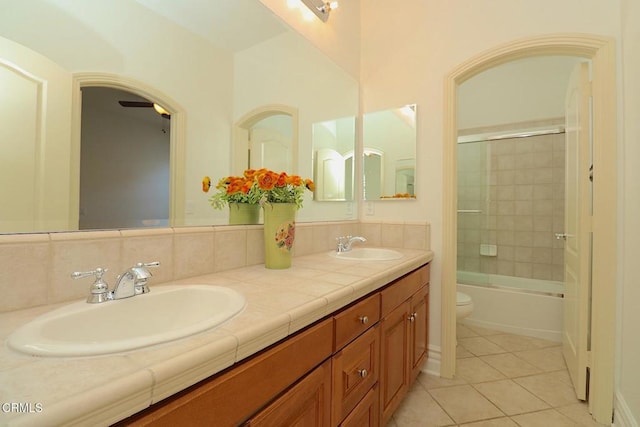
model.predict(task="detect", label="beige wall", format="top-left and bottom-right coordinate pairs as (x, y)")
top-left (458, 56), bottom-right (581, 130)
top-left (258, 0), bottom-right (361, 80)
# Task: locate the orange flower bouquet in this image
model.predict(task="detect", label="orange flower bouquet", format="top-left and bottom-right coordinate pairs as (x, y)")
top-left (204, 173), bottom-right (261, 209)
top-left (203, 168), bottom-right (315, 209)
top-left (250, 168), bottom-right (315, 208)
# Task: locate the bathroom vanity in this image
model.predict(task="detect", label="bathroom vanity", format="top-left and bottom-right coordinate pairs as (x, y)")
top-left (0, 247), bottom-right (432, 426)
top-left (118, 264), bottom-right (430, 426)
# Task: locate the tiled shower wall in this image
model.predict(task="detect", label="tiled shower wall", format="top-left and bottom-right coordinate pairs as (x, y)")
top-left (457, 132), bottom-right (565, 282)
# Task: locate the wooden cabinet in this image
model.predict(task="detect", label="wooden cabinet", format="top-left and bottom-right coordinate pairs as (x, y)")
top-left (379, 300), bottom-right (411, 425)
top-left (333, 294), bottom-right (380, 352)
top-left (378, 265), bottom-right (430, 426)
top-left (246, 360), bottom-right (332, 427)
top-left (118, 319), bottom-right (333, 427)
top-left (340, 386), bottom-right (379, 427)
top-left (332, 325), bottom-right (379, 425)
top-left (118, 263), bottom-right (429, 427)
top-left (409, 285), bottom-right (429, 381)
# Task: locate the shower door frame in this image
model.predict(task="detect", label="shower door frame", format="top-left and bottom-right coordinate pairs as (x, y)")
top-left (441, 34), bottom-right (617, 424)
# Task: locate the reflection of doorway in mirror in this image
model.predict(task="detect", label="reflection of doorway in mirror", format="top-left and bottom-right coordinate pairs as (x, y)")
top-left (344, 154), bottom-right (354, 201)
top-left (249, 114), bottom-right (293, 172)
top-left (395, 159), bottom-right (416, 196)
top-left (80, 87), bottom-right (170, 229)
top-left (362, 105), bottom-right (417, 200)
top-left (315, 149), bottom-right (345, 201)
top-left (363, 149), bottom-right (383, 200)
top-left (233, 105), bottom-right (298, 176)
top-left (0, 36), bottom-right (73, 232)
top-left (311, 116), bottom-right (356, 202)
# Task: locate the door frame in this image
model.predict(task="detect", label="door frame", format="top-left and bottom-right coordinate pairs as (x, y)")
top-left (71, 73), bottom-right (186, 227)
top-left (440, 33), bottom-right (617, 423)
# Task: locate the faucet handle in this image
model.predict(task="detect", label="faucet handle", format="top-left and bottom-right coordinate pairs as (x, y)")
top-left (135, 261), bottom-right (160, 269)
top-left (71, 267), bottom-right (110, 304)
top-left (132, 261), bottom-right (160, 295)
top-left (71, 267), bottom-right (107, 280)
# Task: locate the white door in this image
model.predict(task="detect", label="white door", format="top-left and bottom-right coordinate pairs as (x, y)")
top-left (249, 126), bottom-right (290, 172)
top-left (0, 36), bottom-right (73, 232)
top-left (248, 114), bottom-right (293, 172)
top-left (314, 148), bottom-right (346, 201)
top-left (562, 61), bottom-right (592, 400)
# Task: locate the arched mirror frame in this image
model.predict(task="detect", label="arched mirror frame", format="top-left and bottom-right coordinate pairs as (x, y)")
top-left (232, 104), bottom-right (299, 175)
top-left (440, 33), bottom-right (617, 422)
top-left (71, 73), bottom-right (186, 227)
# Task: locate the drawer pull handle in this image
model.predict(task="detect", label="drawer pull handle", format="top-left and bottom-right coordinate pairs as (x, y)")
top-left (359, 316), bottom-right (369, 325)
top-left (408, 313), bottom-right (416, 322)
top-left (357, 369), bottom-right (368, 378)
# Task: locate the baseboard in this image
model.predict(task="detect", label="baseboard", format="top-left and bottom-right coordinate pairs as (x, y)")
top-left (422, 344), bottom-right (441, 376)
top-left (614, 391), bottom-right (639, 427)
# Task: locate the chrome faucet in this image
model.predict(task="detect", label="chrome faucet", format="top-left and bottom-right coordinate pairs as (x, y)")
top-left (72, 261), bottom-right (159, 303)
top-left (112, 262), bottom-right (159, 299)
top-left (71, 267), bottom-right (110, 303)
top-left (336, 235), bottom-right (367, 253)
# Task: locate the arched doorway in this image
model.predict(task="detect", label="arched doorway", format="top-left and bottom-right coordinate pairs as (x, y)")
top-left (232, 105), bottom-right (298, 175)
top-left (71, 73), bottom-right (186, 227)
top-left (79, 87), bottom-right (171, 229)
top-left (441, 34), bottom-right (616, 423)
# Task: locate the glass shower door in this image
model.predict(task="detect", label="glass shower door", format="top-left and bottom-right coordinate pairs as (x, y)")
top-left (456, 139), bottom-right (491, 286)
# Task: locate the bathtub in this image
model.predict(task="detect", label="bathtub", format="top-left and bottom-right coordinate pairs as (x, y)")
top-left (457, 271), bottom-right (564, 342)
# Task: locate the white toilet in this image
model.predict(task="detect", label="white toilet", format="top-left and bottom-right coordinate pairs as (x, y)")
top-left (456, 291), bottom-right (474, 320)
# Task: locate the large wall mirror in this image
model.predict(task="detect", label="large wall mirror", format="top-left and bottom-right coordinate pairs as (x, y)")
top-left (0, 0), bottom-right (358, 233)
top-left (362, 104), bottom-right (417, 200)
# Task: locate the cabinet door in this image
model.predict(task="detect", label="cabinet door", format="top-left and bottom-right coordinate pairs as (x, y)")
top-left (247, 360), bottom-right (332, 427)
top-left (120, 319), bottom-right (333, 427)
top-left (379, 300), bottom-right (411, 426)
top-left (409, 286), bottom-right (429, 382)
top-left (332, 325), bottom-right (379, 425)
top-left (340, 385), bottom-right (379, 427)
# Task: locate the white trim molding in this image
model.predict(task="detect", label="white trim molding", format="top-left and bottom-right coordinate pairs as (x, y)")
top-left (614, 391), bottom-right (639, 427)
top-left (422, 344), bottom-right (441, 377)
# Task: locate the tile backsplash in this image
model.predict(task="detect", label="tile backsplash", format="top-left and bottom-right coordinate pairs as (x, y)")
top-left (0, 220), bottom-right (430, 313)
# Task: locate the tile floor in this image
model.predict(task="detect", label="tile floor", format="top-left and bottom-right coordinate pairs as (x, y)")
top-left (386, 322), bottom-right (608, 426)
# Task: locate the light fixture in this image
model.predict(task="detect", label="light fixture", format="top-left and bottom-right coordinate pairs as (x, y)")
top-left (299, 0), bottom-right (338, 22)
top-left (153, 103), bottom-right (170, 116)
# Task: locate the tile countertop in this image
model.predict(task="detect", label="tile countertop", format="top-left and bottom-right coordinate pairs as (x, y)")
top-left (0, 248), bottom-right (433, 427)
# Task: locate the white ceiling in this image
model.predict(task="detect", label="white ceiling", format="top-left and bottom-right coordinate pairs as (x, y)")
top-left (134, 0), bottom-right (290, 52)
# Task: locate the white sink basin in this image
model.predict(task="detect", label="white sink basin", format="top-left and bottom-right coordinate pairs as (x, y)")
top-left (328, 247), bottom-right (404, 261)
top-left (7, 285), bottom-right (245, 357)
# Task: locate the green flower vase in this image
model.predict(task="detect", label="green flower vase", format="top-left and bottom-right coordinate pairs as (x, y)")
top-left (228, 203), bottom-right (260, 225)
top-left (262, 203), bottom-right (297, 269)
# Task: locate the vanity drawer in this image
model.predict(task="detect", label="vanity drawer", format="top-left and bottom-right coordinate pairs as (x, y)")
top-left (332, 325), bottom-right (380, 426)
top-left (380, 265), bottom-right (429, 317)
top-left (334, 293), bottom-right (380, 351)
